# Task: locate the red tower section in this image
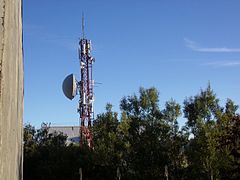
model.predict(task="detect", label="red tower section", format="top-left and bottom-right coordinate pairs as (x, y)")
top-left (78, 38), bottom-right (94, 148)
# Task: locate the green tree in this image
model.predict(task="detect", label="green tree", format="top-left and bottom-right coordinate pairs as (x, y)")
top-left (24, 124), bottom-right (37, 155)
top-left (92, 103), bottom-right (121, 179)
top-left (120, 87), bottom-right (173, 179)
top-left (216, 100), bottom-right (240, 179)
top-left (162, 99), bottom-right (188, 179)
top-left (183, 84), bottom-right (222, 180)
top-left (23, 124), bottom-right (38, 180)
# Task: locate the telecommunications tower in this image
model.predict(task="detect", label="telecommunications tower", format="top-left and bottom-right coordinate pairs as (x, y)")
top-left (62, 16), bottom-right (95, 148)
top-left (78, 16), bottom-right (95, 148)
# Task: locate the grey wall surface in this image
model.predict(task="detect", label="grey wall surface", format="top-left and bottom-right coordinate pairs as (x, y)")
top-left (0, 0), bottom-right (23, 179)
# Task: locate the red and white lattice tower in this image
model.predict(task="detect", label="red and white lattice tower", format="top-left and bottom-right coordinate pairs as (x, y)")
top-left (78, 17), bottom-right (95, 148)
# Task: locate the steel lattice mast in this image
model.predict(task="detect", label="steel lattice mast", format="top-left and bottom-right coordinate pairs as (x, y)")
top-left (78, 16), bottom-right (95, 148)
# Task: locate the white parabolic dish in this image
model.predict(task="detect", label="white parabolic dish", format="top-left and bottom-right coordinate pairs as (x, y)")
top-left (62, 74), bottom-right (77, 100)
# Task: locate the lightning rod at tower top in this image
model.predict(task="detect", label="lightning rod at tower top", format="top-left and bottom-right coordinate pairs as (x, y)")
top-left (82, 13), bottom-right (85, 39)
top-left (62, 14), bottom-right (95, 148)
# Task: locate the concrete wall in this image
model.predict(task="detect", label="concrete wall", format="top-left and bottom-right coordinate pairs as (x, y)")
top-left (0, 0), bottom-right (23, 179)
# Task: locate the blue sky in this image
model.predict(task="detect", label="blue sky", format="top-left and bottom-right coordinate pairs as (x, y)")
top-left (24, 0), bottom-right (240, 127)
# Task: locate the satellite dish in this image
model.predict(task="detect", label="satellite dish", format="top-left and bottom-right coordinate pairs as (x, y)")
top-left (62, 74), bottom-right (77, 100)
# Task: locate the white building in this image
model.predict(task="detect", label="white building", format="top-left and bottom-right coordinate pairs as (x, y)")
top-left (48, 126), bottom-right (80, 145)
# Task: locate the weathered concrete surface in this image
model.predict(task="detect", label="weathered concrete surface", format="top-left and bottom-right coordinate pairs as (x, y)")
top-left (0, 0), bottom-right (23, 180)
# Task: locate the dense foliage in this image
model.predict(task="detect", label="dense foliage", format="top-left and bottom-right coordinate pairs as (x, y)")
top-left (24, 86), bottom-right (240, 180)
